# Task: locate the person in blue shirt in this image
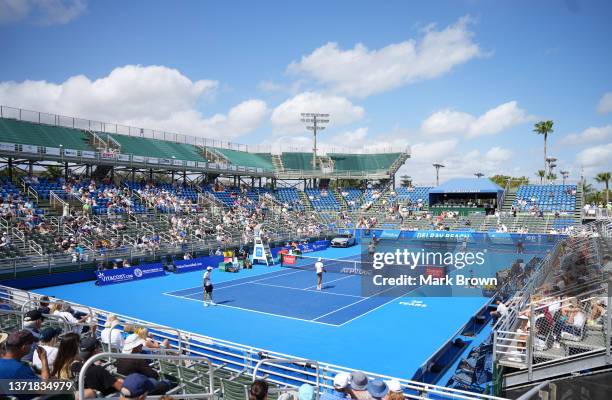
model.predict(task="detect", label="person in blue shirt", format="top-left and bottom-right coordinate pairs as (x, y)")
top-left (0, 330), bottom-right (50, 399)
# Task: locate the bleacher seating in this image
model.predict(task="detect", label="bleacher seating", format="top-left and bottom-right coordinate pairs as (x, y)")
top-left (304, 188), bottom-right (341, 211)
top-left (514, 184), bottom-right (577, 213)
top-left (211, 148), bottom-right (274, 171)
top-left (281, 152), bottom-right (314, 171)
top-left (328, 153), bottom-right (403, 171)
top-left (393, 186), bottom-right (432, 204)
top-left (26, 178), bottom-right (68, 200)
top-left (0, 118), bottom-right (93, 151)
top-left (110, 134), bottom-right (206, 162)
top-left (338, 188), bottom-right (363, 209)
top-left (274, 188), bottom-right (305, 211)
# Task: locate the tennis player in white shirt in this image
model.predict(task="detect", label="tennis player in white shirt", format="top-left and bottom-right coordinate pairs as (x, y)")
top-left (315, 258), bottom-right (325, 290)
top-left (203, 266), bottom-right (216, 306)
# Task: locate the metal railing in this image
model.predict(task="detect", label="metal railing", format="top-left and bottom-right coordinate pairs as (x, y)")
top-left (78, 353), bottom-right (215, 399)
top-left (0, 284), bottom-right (506, 400)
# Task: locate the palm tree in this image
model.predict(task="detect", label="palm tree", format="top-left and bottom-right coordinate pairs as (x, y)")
top-left (533, 120), bottom-right (554, 174)
top-left (536, 170), bottom-right (545, 184)
top-left (546, 173), bottom-right (557, 183)
top-left (594, 172), bottom-right (611, 204)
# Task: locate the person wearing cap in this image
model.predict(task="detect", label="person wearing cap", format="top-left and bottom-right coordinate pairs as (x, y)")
top-left (367, 379), bottom-right (388, 400)
top-left (37, 295), bottom-right (51, 315)
top-left (116, 334), bottom-right (171, 395)
top-left (203, 266), bottom-right (216, 306)
top-left (101, 315), bottom-right (125, 352)
top-left (315, 257), bottom-right (325, 290)
top-left (0, 330), bottom-right (49, 398)
top-left (384, 380), bottom-right (402, 395)
top-left (120, 373), bottom-right (155, 400)
top-left (32, 327), bottom-right (60, 370)
top-left (349, 371), bottom-right (372, 400)
top-left (321, 372), bottom-right (351, 400)
top-left (71, 337), bottom-right (124, 397)
top-left (21, 309), bottom-right (44, 362)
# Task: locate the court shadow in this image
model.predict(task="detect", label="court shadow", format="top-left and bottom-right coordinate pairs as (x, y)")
top-left (216, 300), bottom-right (234, 305)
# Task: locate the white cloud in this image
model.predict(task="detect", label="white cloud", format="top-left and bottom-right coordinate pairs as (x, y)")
top-left (559, 125), bottom-right (612, 145)
top-left (421, 101), bottom-right (532, 138)
top-left (576, 143), bottom-right (612, 168)
top-left (485, 146), bottom-right (512, 162)
top-left (0, 65), bottom-right (268, 140)
top-left (597, 92), bottom-right (612, 114)
top-left (0, 0), bottom-right (87, 26)
top-left (288, 16), bottom-right (482, 98)
top-left (270, 92), bottom-right (364, 134)
top-left (398, 143), bottom-right (516, 184)
top-left (420, 109), bottom-right (475, 135)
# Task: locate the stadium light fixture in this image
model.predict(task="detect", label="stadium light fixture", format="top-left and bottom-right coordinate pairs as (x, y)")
top-left (301, 113), bottom-right (330, 170)
top-left (432, 163), bottom-right (445, 186)
top-left (474, 172), bottom-right (484, 179)
top-left (560, 170), bottom-right (569, 185)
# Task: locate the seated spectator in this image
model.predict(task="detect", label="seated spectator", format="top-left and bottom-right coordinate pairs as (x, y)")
top-left (53, 301), bottom-right (91, 333)
top-left (321, 372), bottom-right (351, 400)
top-left (120, 373), bottom-right (155, 400)
top-left (71, 337), bottom-right (124, 397)
top-left (22, 309), bottom-right (44, 361)
top-left (51, 332), bottom-right (80, 380)
top-left (116, 334), bottom-right (171, 395)
top-left (33, 327), bottom-right (61, 371)
top-left (367, 379), bottom-right (388, 400)
top-left (37, 296), bottom-right (51, 315)
top-left (134, 327), bottom-right (169, 351)
top-left (0, 331), bottom-right (50, 399)
top-left (349, 371), bottom-right (372, 400)
top-left (101, 315), bottom-right (125, 352)
top-left (250, 380), bottom-right (269, 400)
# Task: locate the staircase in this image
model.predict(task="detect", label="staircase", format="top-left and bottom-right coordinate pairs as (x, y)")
top-left (297, 190), bottom-right (313, 211)
top-left (271, 154), bottom-right (284, 172)
top-left (331, 189), bottom-right (349, 211)
top-left (501, 187), bottom-right (517, 212)
top-left (574, 182), bottom-right (584, 223)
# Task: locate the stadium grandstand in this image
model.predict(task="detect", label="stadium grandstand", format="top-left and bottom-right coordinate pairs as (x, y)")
top-left (0, 105), bottom-right (610, 400)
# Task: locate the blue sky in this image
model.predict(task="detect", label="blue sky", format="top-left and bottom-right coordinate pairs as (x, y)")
top-left (0, 0), bottom-right (611, 185)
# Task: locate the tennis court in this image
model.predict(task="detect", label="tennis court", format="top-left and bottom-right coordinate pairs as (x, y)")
top-left (36, 241), bottom-right (549, 378)
top-left (165, 256), bottom-right (396, 326)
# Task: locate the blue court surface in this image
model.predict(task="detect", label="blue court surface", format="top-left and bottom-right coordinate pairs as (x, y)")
top-left (36, 244), bottom-right (541, 379)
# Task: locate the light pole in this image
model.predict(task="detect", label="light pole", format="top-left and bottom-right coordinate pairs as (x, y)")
top-left (301, 113), bottom-right (330, 171)
top-left (474, 172), bottom-right (484, 179)
top-left (560, 170), bottom-right (569, 185)
top-left (546, 157), bottom-right (557, 183)
top-left (433, 163), bottom-right (445, 186)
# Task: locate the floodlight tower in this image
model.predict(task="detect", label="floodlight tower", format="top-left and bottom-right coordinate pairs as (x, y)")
top-left (560, 170), bottom-right (569, 185)
top-left (301, 113), bottom-right (330, 170)
top-left (433, 163), bottom-right (445, 186)
top-left (474, 172), bottom-right (484, 179)
top-left (546, 157), bottom-right (557, 183)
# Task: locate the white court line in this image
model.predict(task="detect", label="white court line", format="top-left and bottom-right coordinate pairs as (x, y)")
top-left (304, 274), bottom-right (356, 290)
top-left (252, 282), bottom-right (363, 299)
top-left (312, 284), bottom-right (401, 321)
top-left (165, 268), bottom-right (305, 295)
top-left (164, 269), bottom-right (308, 296)
top-left (162, 292), bottom-right (340, 327)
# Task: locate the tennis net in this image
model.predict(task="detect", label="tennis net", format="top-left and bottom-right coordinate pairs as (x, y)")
top-left (279, 253), bottom-right (373, 276)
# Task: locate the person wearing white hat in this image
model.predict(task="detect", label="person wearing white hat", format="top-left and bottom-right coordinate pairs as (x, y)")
top-left (203, 266), bottom-right (216, 306)
top-left (100, 315), bottom-right (124, 352)
top-left (320, 372), bottom-right (352, 400)
top-left (385, 380), bottom-right (402, 394)
top-left (315, 257), bottom-right (326, 291)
